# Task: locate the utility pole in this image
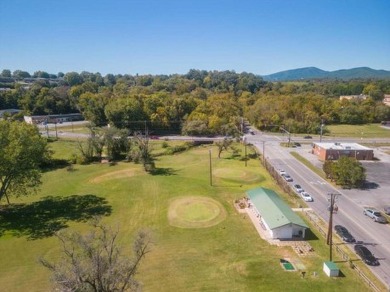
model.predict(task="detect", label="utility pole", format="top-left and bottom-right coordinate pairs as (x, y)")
top-left (262, 141), bottom-right (265, 165)
top-left (326, 193), bottom-right (340, 261)
top-left (244, 139), bottom-right (247, 167)
top-left (320, 119), bottom-right (325, 142)
top-left (54, 121), bottom-right (58, 139)
top-left (209, 150), bottom-right (212, 186)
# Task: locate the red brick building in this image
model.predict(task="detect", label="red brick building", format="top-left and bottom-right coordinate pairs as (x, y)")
top-left (312, 142), bottom-right (374, 161)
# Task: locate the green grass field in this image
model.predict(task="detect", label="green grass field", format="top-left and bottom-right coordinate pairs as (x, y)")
top-left (326, 123), bottom-right (390, 138)
top-left (0, 140), bottom-right (380, 291)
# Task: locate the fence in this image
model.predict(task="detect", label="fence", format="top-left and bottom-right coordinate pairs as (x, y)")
top-left (303, 210), bottom-right (382, 292)
top-left (258, 152), bottom-right (383, 292)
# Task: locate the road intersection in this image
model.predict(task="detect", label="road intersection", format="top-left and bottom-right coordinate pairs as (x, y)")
top-left (246, 132), bottom-right (390, 289)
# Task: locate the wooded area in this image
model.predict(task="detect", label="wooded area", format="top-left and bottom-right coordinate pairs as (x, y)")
top-left (1, 69), bottom-right (390, 135)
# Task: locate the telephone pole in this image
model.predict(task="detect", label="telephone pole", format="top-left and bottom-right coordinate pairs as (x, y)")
top-left (209, 150), bottom-right (212, 186)
top-left (326, 193), bottom-right (340, 261)
top-left (320, 119), bottom-right (325, 142)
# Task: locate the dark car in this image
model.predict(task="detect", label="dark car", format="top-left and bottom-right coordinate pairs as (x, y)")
top-left (293, 184), bottom-right (304, 193)
top-left (354, 244), bottom-right (379, 266)
top-left (304, 135), bottom-right (312, 139)
top-left (334, 225), bottom-right (356, 243)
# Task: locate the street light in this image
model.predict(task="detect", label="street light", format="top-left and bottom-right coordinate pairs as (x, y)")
top-left (280, 126), bottom-right (291, 147)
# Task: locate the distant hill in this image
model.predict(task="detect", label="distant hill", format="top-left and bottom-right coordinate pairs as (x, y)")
top-left (262, 67), bottom-right (390, 81)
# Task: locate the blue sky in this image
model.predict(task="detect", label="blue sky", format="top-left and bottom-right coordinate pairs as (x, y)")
top-left (0, 0), bottom-right (389, 76)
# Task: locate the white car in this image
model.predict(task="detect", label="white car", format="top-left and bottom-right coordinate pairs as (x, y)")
top-left (279, 170), bottom-right (287, 176)
top-left (300, 192), bottom-right (313, 202)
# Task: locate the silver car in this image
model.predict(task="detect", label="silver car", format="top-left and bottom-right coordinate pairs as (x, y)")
top-left (364, 208), bottom-right (387, 223)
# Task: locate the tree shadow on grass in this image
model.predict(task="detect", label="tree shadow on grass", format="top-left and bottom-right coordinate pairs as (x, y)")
top-left (0, 194), bottom-right (112, 240)
top-left (150, 167), bottom-right (177, 176)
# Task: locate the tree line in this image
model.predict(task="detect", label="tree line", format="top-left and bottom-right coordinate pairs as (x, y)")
top-left (1, 69), bottom-right (390, 135)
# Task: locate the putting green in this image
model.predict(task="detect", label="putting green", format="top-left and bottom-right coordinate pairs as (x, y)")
top-left (168, 196), bottom-right (227, 228)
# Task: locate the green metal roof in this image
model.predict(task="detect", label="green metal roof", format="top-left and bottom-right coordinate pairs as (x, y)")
top-left (247, 187), bottom-right (308, 229)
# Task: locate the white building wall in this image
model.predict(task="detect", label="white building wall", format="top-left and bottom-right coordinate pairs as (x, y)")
top-left (272, 225), bottom-right (293, 239)
top-left (24, 116), bottom-right (33, 124)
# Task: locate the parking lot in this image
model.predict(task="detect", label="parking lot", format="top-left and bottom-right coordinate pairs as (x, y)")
top-left (293, 144), bottom-right (390, 211)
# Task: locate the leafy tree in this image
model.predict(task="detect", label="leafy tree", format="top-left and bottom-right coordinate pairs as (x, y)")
top-left (104, 73), bottom-right (116, 86)
top-left (330, 156), bottom-right (366, 188)
top-left (1, 69), bottom-right (11, 78)
top-left (12, 70), bottom-right (31, 79)
top-left (78, 92), bottom-right (109, 126)
top-left (323, 160), bottom-right (335, 180)
top-left (0, 121), bottom-right (48, 204)
top-left (33, 71), bottom-right (50, 79)
top-left (103, 127), bottom-right (129, 160)
top-left (181, 119), bottom-right (210, 136)
top-left (64, 72), bottom-right (83, 86)
top-left (215, 138), bottom-right (233, 158)
top-left (40, 221), bottom-right (151, 292)
top-left (105, 97), bottom-right (147, 130)
top-left (128, 132), bottom-right (154, 172)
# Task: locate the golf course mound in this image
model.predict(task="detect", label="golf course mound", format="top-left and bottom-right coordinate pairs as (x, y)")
top-left (90, 169), bottom-right (137, 183)
top-left (168, 196), bottom-right (227, 228)
top-left (213, 168), bottom-right (264, 184)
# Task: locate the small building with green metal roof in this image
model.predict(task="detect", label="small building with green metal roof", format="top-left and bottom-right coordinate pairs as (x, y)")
top-left (247, 187), bottom-right (308, 239)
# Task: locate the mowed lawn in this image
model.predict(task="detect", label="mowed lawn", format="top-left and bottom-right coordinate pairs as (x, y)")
top-left (326, 123), bottom-right (390, 138)
top-left (0, 140), bottom-right (371, 291)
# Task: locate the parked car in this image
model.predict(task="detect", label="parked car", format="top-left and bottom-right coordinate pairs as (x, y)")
top-left (300, 192), bottom-right (313, 202)
top-left (384, 206), bottom-right (390, 215)
top-left (282, 174), bottom-right (293, 182)
top-left (304, 135), bottom-right (312, 139)
top-left (293, 184), bottom-right (304, 193)
top-left (354, 244), bottom-right (379, 266)
top-left (279, 169), bottom-right (287, 176)
top-left (363, 208), bottom-right (387, 223)
top-left (334, 225), bottom-right (356, 243)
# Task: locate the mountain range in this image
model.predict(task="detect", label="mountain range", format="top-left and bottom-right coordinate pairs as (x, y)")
top-left (262, 67), bottom-right (390, 81)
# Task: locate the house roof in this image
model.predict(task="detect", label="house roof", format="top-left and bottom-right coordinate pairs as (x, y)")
top-left (247, 187), bottom-right (308, 229)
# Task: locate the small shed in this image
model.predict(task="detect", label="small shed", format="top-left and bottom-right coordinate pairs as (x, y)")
top-left (247, 187), bottom-right (308, 239)
top-left (323, 261), bottom-right (339, 277)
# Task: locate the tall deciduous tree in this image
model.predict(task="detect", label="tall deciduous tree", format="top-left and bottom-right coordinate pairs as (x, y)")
top-left (40, 221), bottom-right (151, 292)
top-left (324, 156), bottom-right (366, 188)
top-left (0, 121), bottom-right (48, 203)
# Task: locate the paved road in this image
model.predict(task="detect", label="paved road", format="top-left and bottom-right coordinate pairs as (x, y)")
top-left (246, 132), bottom-right (390, 289)
top-left (44, 127), bottom-right (390, 287)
